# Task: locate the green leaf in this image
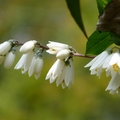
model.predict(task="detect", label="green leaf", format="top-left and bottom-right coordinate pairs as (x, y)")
top-left (96, 0), bottom-right (112, 14)
top-left (66, 0), bottom-right (87, 38)
top-left (85, 30), bottom-right (113, 55)
top-left (109, 32), bottom-right (120, 45)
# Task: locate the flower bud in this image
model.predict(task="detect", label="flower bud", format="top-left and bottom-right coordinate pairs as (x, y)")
top-left (20, 40), bottom-right (37, 54)
top-left (28, 56), bottom-right (43, 79)
top-left (0, 41), bottom-right (12, 55)
top-left (46, 41), bottom-right (69, 54)
top-left (4, 52), bottom-right (15, 69)
top-left (56, 49), bottom-right (70, 59)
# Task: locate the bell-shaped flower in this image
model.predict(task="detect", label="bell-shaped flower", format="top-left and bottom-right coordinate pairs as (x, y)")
top-left (4, 51), bottom-right (16, 69)
top-left (85, 48), bottom-right (120, 95)
top-left (106, 73), bottom-right (120, 94)
top-left (46, 41), bottom-right (69, 55)
top-left (45, 58), bottom-right (74, 88)
top-left (100, 51), bottom-right (120, 94)
top-left (84, 50), bottom-right (110, 78)
top-left (14, 51), bottom-right (34, 74)
top-left (0, 41), bottom-right (12, 55)
top-left (60, 58), bottom-right (74, 88)
top-left (28, 50), bottom-right (43, 79)
top-left (20, 40), bottom-right (37, 54)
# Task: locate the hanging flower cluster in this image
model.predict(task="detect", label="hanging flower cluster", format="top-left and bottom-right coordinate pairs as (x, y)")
top-left (45, 41), bottom-right (75, 88)
top-left (1, 39), bottom-right (120, 95)
top-left (85, 48), bottom-right (120, 95)
top-left (0, 40), bottom-right (76, 89)
top-left (14, 40), bottom-right (44, 79)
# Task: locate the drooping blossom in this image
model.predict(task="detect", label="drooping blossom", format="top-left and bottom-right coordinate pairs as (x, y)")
top-left (85, 48), bottom-right (120, 94)
top-left (45, 58), bottom-right (74, 88)
top-left (28, 50), bottom-right (43, 79)
top-left (84, 50), bottom-right (110, 78)
top-left (14, 51), bottom-right (34, 74)
top-left (46, 41), bottom-right (75, 88)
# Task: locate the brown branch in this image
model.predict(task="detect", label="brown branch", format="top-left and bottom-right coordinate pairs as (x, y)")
top-left (14, 40), bottom-right (95, 59)
top-left (73, 52), bottom-right (95, 59)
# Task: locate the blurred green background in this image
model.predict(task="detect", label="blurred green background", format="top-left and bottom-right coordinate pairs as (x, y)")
top-left (0, 0), bottom-right (120, 120)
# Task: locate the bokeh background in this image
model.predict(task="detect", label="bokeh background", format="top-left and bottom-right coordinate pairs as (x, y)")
top-left (0, 0), bottom-right (120, 120)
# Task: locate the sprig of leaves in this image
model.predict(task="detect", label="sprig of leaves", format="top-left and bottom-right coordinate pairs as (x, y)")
top-left (66, 0), bottom-right (115, 55)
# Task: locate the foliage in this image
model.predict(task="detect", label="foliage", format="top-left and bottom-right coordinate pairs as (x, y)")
top-left (66, 0), bottom-right (120, 55)
top-left (85, 31), bottom-right (113, 55)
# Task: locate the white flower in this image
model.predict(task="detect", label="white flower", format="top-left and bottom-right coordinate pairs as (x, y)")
top-left (20, 40), bottom-right (37, 54)
top-left (14, 51), bottom-right (34, 74)
top-left (56, 49), bottom-right (71, 59)
top-left (61, 58), bottom-right (74, 88)
top-left (103, 51), bottom-right (120, 77)
top-left (0, 41), bottom-right (12, 55)
top-left (84, 50), bottom-right (110, 78)
top-left (85, 49), bottom-right (120, 95)
top-left (46, 59), bottom-right (64, 83)
top-left (46, 41), bottom-right (75, 88)
top-left (46, 41), bottom-right (69, 55)
top-left (99, 51), bottom-right (120, 94)
top-left (45, 58), bottom-right (74, 88)
top-left (28, 56), bottom-right (43, 79)
top-left (106, 73), bottom-right (120, 94)
top-left (4, 51), bottom-right (16, 69)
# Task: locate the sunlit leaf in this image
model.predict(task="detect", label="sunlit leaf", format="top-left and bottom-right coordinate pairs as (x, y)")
top-left (85, 30), bottom-right (113, 55)
top-left (66, 0), bottom-right (87, 38)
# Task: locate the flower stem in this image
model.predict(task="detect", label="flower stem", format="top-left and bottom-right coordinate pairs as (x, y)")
top-left (73, 52), bottom-right (95, 59)
top-left (15, 40), bottom-right (95, 59)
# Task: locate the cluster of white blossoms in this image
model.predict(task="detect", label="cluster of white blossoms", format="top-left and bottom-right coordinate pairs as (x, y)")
top-left (14, 40), bottom-right (43, 79)
top-left (0, 40), bottom-right (16, 69)
top-left (2, 39), bottom-right (120, 94)
top-left (45, 41), bottom-right (75, 88)
top-left (85, 48), bottom-right (120, 95)
top-left (0, 40), bottom-right (75, 89)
